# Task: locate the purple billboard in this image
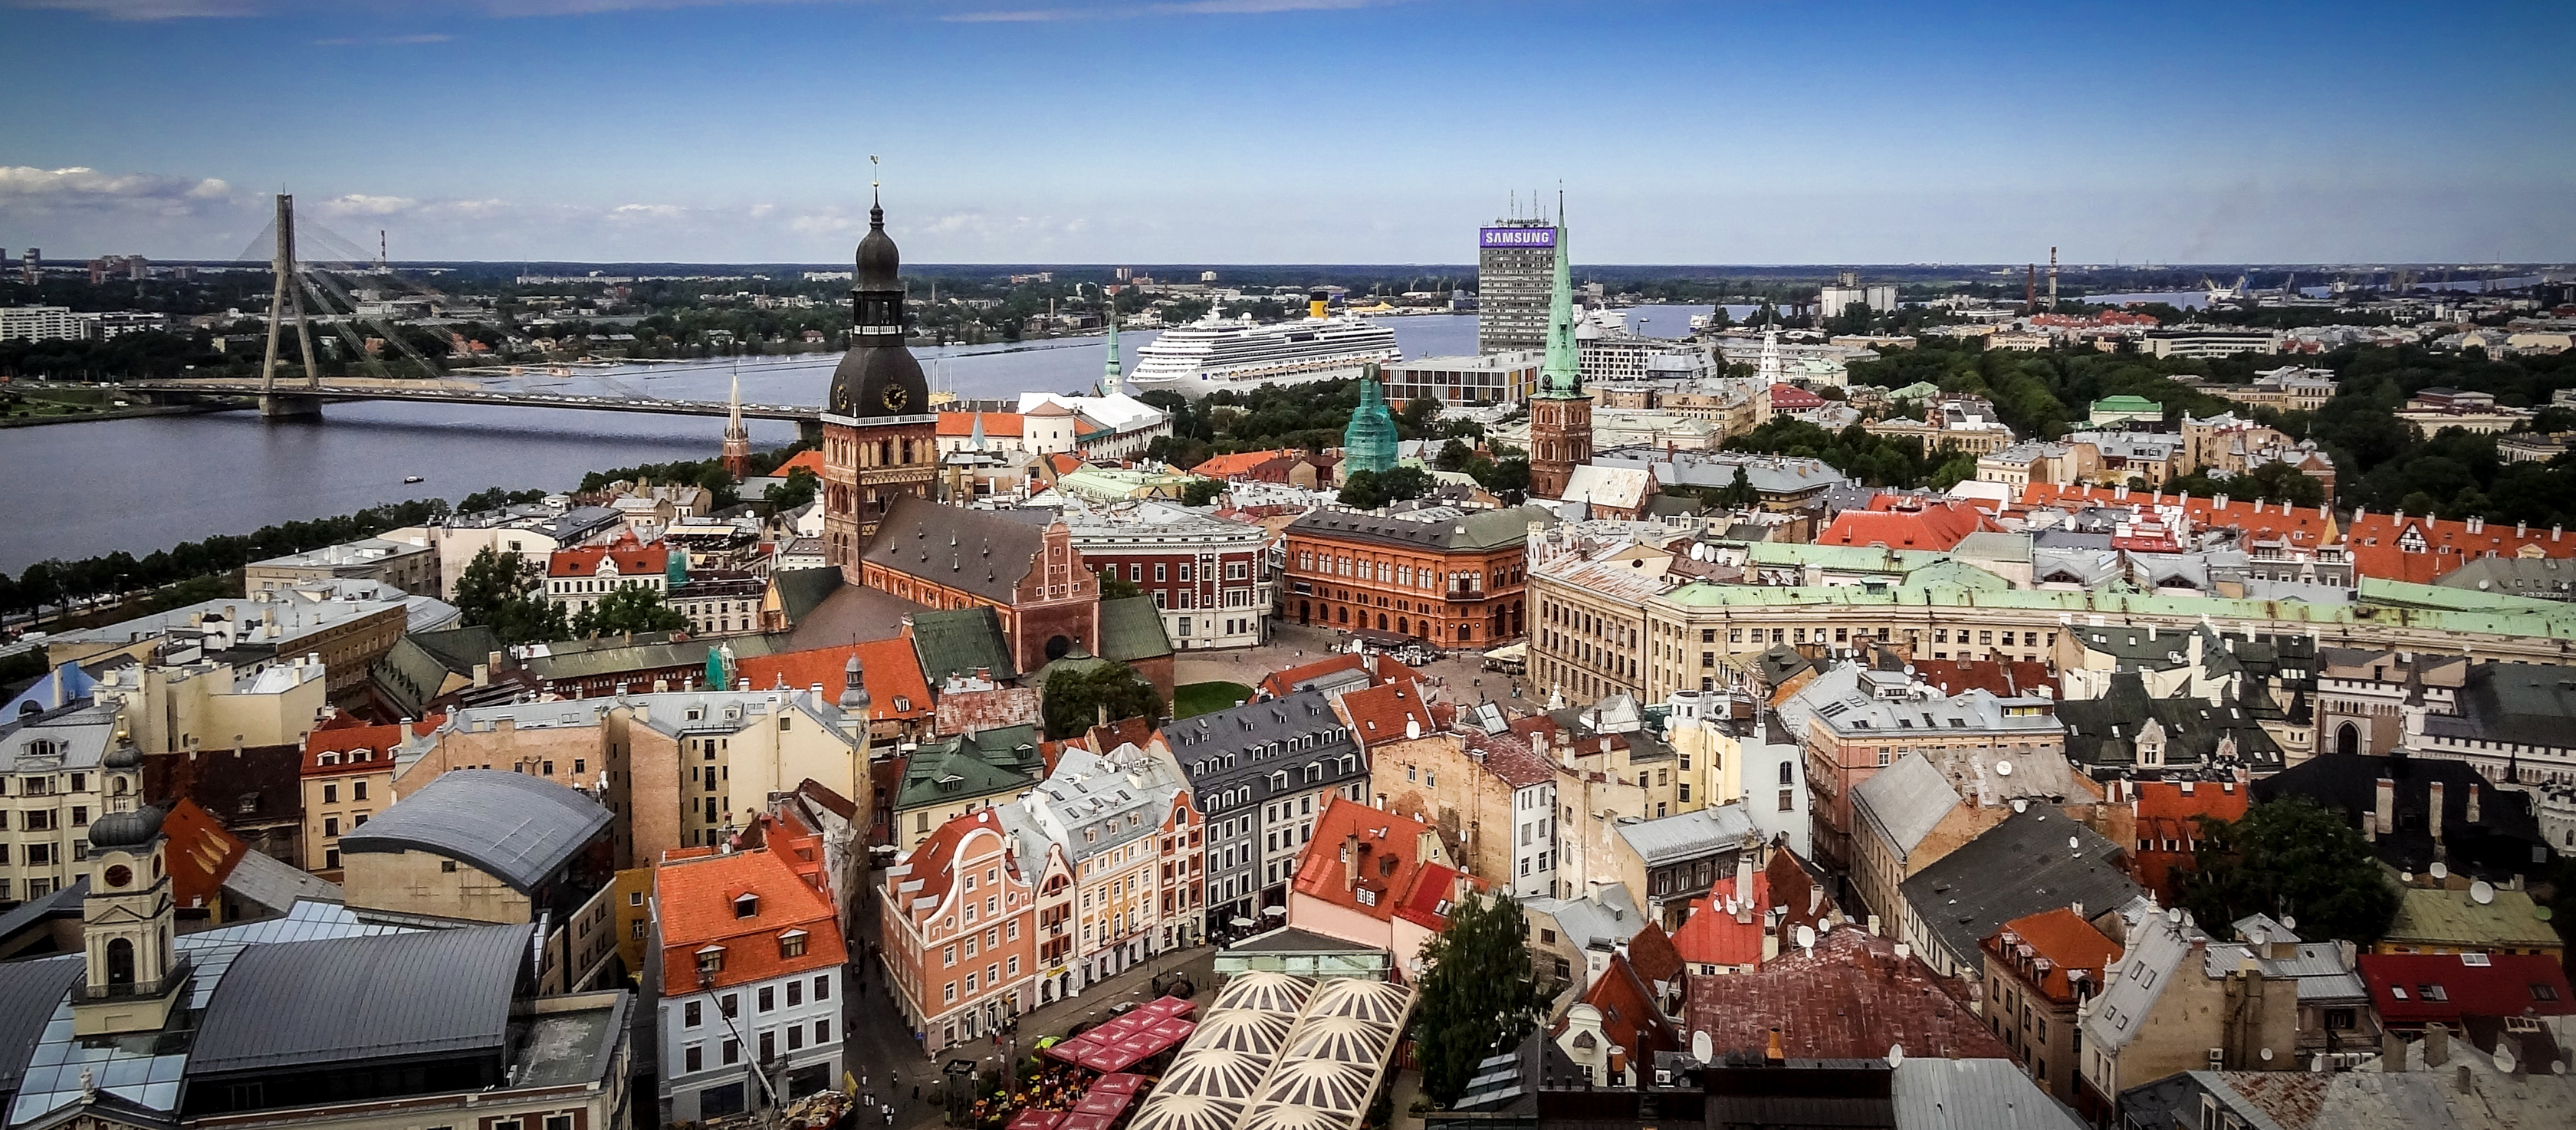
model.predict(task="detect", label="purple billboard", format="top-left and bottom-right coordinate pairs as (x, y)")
top-left (1479, 226), bottom-right (1557, 250)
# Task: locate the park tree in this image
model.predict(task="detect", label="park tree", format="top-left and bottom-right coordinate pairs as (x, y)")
top-left (1434, 438), bottom-right (1475, 471)
top-left (572, 585), bottom-right (687, 638)
top-left (1378, 465), bottom-right (1434, 503)
top-left (2174, 797), bottom-right (2400, 943)
top-left (1181, 477), bottom-right (1225, 507)
top-left (453, 548), bottom-right (571, 644)
top-left (1412, 892), bottom-right (1548, 1108)
top-left (1097, 567), bottom-right (1143, 600)
top-left (1041, 663), bottom-right (1165, 740)
top-left (1339, 469), bottom-right (1386, 509)
top-left (765, 466), bottom-right (820, 511)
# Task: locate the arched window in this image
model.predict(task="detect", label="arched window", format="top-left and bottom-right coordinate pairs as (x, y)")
top-left (106, 938), bottom-right (136, 986)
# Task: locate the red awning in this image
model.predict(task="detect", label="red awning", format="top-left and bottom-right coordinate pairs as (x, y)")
top-left (1090, 1074), bottom-right (1147, 1097)
top-left (1040, 998), bottom-right (1198, 1073)
top-left (1008, 1112), bottom-right (1068, 1130)
top-left (1060, 1115), bottom-right (1116, 1130)
top-left (1073, 1087), bottom-right (1137, 1119)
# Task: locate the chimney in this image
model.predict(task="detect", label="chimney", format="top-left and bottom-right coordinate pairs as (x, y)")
top-left (1734, 856), bottom-right (1756, 925)
top-left (1764, 1028), bottom-right (1786, 1066)
top-left (2428, 781), bottom-right (2445, 843)
top-left (2466, 783), bottom-right (2482, 824)
top-left (2380, 1031), bottom-right (2408, 1071)
top-left (2376, 778), bottom-right (2395, 836)
top-left (2425, 1023), bottom-right (2450, 1067)
top-left (1342, 836), bottom-right (1359, 892)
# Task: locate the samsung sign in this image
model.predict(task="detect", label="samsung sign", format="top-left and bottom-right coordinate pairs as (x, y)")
top-left (1479, 227), bottom-right (1557, 250)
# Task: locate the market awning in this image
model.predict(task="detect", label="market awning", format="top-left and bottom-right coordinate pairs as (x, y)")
top-left (1042, 997), bottom-right (1200, 1073)
top-left (1090, 1074), bottom-right (1148, 1097)
top-left (1007, 1111), bottom-right (1068, 1130)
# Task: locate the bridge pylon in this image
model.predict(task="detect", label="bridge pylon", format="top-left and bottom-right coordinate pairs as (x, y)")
top-left (259, 192), bottom-right (324, 422)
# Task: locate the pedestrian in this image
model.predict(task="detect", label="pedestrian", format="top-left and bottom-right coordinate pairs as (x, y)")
top-left (914, 1086), bottom-right (922, 1102)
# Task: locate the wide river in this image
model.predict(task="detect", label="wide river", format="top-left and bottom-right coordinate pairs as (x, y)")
top-left (0, 307), bottom-right (1720, 573)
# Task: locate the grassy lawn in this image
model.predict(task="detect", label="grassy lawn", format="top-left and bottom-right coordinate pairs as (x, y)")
top-left (1173, 681), bottom-right (1254, 718)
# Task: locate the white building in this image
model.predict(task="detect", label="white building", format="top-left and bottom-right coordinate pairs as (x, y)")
top-left (0, 306), bottom-right (84, 342)
top-left (654, 839), bottom-right (847, 1122)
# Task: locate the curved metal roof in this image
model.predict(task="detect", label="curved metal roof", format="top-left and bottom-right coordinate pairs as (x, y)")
top-left (339, 769), bottom-right (609, 894)
top-left (1212, 971), bottom-right (1313, 1016)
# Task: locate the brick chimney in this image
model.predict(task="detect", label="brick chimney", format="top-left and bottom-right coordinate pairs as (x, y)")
top-left (2428, 780), bottom-right (2445, 844)
top-left (2376, 777), bottom-right (2396, 836)
top-left (2466, 783), bottom-right (2481, 824)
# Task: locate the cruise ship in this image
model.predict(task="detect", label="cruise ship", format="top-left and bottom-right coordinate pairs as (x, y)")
top-left (1127, 294), bottom-right (1401, 397)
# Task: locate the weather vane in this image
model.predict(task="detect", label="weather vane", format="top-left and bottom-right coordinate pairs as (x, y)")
top-left (870, 154), bottom-right (880, 206)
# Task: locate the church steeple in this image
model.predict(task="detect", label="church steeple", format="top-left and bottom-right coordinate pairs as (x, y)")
top-left (1102, 293), bottom-right (1125, 397)
top-left (721, 367), bottom-right (750, 479)
top-left (1539, 206), bottom-right (1580, 397)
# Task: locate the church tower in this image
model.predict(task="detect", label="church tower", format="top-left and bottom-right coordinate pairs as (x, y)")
top-left (720, 369), bottom-right (751, 481)
top-left (1526, 209), bottom-right (1592, 501)
top-left (73, 803), bottom-right (187, 1036)
top-left (1102, 297), bottom-right (1125, 397)
top-left (821, 161), bottom-right (940, 578)
top-left (1341, 364), bottom-right (1398, 478)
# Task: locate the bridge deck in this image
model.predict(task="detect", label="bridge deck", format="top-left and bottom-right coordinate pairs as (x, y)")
top-left (107, 378), bottom-right (819, 420)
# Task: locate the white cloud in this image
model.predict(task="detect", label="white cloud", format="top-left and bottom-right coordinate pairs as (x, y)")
top-left (0, 166), bottom-right (246, 215)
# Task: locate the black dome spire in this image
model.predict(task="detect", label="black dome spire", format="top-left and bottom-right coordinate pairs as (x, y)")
top-left (826, 170), bottom-right (928, 419)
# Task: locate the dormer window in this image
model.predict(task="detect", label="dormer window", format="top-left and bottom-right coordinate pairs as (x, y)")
top-left (695, 945), bottom-right (725, 977)
top-left (733, 892), bottom-right (760, 918)
top-left (778, 930), bottom-right (808, 959)
top-left (320, 751), bottom-right (340, 766)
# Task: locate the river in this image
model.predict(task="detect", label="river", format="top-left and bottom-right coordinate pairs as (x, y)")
top-left (0, 306), bottom-right (1715, 573)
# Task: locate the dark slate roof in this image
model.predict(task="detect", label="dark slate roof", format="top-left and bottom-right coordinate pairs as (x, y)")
top-left (911, 606), bottom-right (1018, 684)
top-left (861, 497), bottom-right (1056, 606)
top-left (1165, 691), bottom-right (1359, 793)
top-left (2055, 670), bottom-right (2285, 780)
top-left (0, 957), bottom-right (80, 1092)
top-left (781, 583), bottom-right (929, 651)
top-left (2446, 662), bottom-right (2576, 748)
top-left (370, 636), bottom-right (452, 720)
top-left (409, 626), bottom-right (505, 674)
top-left (337, 769), bottom-right (609, 892)
top-left (1898, 806), bottom-right (2141, 971)
top-left (768, 567), bottom-right (845, 626)
top-left (2252, 751), bottom-right (2550, 882)
top-left (185, 924), bottom-right (530, 1076)
top-left (1285, 504), bottom-right (1556, 554)
top-left (1097, 596), bottom-right (1171, 663)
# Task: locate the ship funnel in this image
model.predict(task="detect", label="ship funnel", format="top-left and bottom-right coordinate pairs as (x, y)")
top-left (1310, 290), bottom-right (1329, 320)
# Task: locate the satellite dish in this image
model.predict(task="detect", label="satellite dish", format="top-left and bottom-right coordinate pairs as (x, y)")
top-left (2011, 798), bottom-right (2029, 813)
top-left (2070, 836), bottom-right (2082, 850)
top-left (2430, 861), bottom-right (2449, 881)
top-left (2259, 1047), bottom-right (2273, 1062)
top-left (1795, 924), bottom-right (1816, 951)
top-left (1691, 1031), bottom-right (1713, 1063)
top-left (2281, 915), bottom-right (2296, 931)
top-left (2470, 880), bottom-right (2496, 905)
top-left (1996, 759), bottom-right (2013, 777)
top-left (1887, 1043), bottom-right (1905, 1068)
top-left (2493, 1046), bottom-right (2517, 1074)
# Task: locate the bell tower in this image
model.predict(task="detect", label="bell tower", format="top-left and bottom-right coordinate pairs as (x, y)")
top-left (1526, 201), bottom-right (1592, 501)
top-left (73, 805), bottom-right (189, 1036)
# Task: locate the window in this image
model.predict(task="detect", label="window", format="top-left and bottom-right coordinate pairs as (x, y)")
top-left (722, 1037), bottom-right (739, 1064)
top-left (816, 1019), bottom-right (831, 1044)
top-left (685, 1045), bottom-right (704, 1073)
top-left (780, 931), bottom-right (808, 959)
top-left (2535, 984), bottom-right (2561, 1001)
top-left (815, 974), bottom-right (831, 1000)
top-left (323, 783), bottom-right (339, 803)
top-left (758, 986), bottom-right (776, 1012)
top-left (760, 1031), bottom-right (775, 1062)
top-left (685, 1000), bottom-right (703, 1027)
top-left (787, 981), bottom-right (803, 1007)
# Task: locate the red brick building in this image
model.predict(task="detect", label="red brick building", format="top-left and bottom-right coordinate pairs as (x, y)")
top-left (822, 199), bottom-right (939, 568)
top-left (856, 496), bottom-right (1100, 677)
top-left (1281, 504), bottom-right (1552, 647)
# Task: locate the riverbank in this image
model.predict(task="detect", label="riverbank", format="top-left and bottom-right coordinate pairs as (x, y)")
top-left (0, 401), bottom-right (248, 428)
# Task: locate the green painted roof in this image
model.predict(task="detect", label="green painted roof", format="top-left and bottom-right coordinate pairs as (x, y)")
top-left (1653, 579), bottom-right (2576, 641)
top-left (895, 723), bottom-right (1044, 809)
top-left (770, 567), bottom-right (844, 624)
top-left (1099, 596), bottom-right (1173, 662)
top-left (910, 607), bottom-right (1017, 684)
top-left (1746, 541), bottom-right (1947, 574)
top-left (2091, 395), bottom-right (2164, 411)
top-left (2384, 882), bottom-right (2559, 949)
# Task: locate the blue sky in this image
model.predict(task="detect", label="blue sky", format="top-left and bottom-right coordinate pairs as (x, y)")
top-left (3, 0), bottom-right (2571, 264)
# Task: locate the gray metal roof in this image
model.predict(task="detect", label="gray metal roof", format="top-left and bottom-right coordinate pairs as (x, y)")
top-left (339, 769), bottom-right (609, 893)
top-left (1171, 691), bottom-right (1356, 791)
top-left (1612, 803), bottom-right (1760, 867)
top-left (1524, 885), bottom-right (1644, 951)
top-left (1891, 1057), bottom-right (2085, 1129)
top-left (1898, 806), bottom-right (2141, 973)
top-left (186, 923), bottom-right (531, 1076)
top-left (1851, 753), bottom-right (1963, 857)
top-left (222, 848), bottom-right (344, 913)
top-left (1285, 504), bottom-right (1556, 554)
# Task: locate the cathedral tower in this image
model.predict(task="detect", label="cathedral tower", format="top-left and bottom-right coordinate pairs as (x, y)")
top-left (73, 803), bottom-right (186, 1036)
top-left (1526, 211), bottom-right (1592, 501)
top-left (821, 165), bottom-right (940, 576)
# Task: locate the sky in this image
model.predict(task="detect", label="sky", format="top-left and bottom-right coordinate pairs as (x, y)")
top-left (2, 0), bottom-right (2572, 265)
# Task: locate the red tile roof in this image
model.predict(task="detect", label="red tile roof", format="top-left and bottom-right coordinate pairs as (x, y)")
top-left (1683, 927), bottom-right (2010, 1061)
top-left (549, 540), bottom-right (669, 578)
top-left (1192, 450), bottom-right (1294, 478)
top-left (1048, 453), bottom-right (1086, 477)
top-left (938, 411), bottom-right (1026, 438)
top-left (1556, 953), bottom-right (1678, 1063)
top-left (1293, 797), bottom-right (1459, 925)
top-left (775, 450), bottom-right (827, 478)
top-left (1255, 652), bottom-right (1422, 700)
top-left (737, 639), bottom-right (932, 721)
top-left (301, 714), bottom-right (439, 777)
top-left (2359, 952), bottom-right (2575, 1027)
top-left (892, 809), bottom-right (1027, 926)
top-left (1769, 384), bottom-right (1825, 410)
top-left (1627, 921), bottom-right (1684, 986)
top-left (2344, 511), bottom-right (2576, 583)
top-left (1818, 498), bottom-right (1999, 550)
top-left (1337, 682), bottom-right (1438, 749)
top-left (656, 843), bottom-right (846, 993)
top-left (1671, 869), bottom-right (1769, 969)
top-left (1983, 908), bottom-right (2118, 1006)
top-left (1392, 862), bottom-right (1480, 931)
top-left (2127, 780), bottom-right (2249, 901)
top-left (1907, 659), bottom-right (2057, 699)
top-left (2018, 484), bottom-right (2339, 551)
top-left (160, 797), bottom-right (248, 912)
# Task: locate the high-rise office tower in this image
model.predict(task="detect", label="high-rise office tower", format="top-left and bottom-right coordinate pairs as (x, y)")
top-left (1476, 216), bottom-right (1558, 355)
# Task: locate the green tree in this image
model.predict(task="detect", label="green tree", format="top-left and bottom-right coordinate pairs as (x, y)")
top-left (452, 547), bottom-right (568, 644)
top-left (1040, 663), bottom-right (1165, 740)
top-left (1434, 438), bottom-right (1475, 471)
top-left (764, 466), bottom-right (820, 511)
top-left (1181, 477), bottom-right (1225, 507)
top-left (1098, 567), bottom-right (1143, 599)
top-left (572, 585), bottom-right (688, 637)
top-left (1339, 469), bottom-right (1386, 509)
top-left (1411, 892), bottom-right (1548, 1108)
top-left (2174, 797), bottom-right (2400, 944)
top-left (1378, 465), bottom-right (1434, 503)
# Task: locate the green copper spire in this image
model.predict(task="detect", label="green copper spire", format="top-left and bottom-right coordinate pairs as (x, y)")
top-left (1342, 364), bottom-right (1398, 476)
top-left (1102, 295), bottom-right (1124, 396)
top-left (1539, 218), bottom-right (1579, 396)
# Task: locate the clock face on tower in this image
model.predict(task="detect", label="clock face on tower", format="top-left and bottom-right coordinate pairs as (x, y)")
top-left (882, 385), bottom-right (909, 412)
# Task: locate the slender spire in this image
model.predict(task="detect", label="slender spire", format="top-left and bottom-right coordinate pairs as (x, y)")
top-left (1102, 291), bottom-right (1124, 396)
top-left (1540, 214), bottom-right (1579, 396)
